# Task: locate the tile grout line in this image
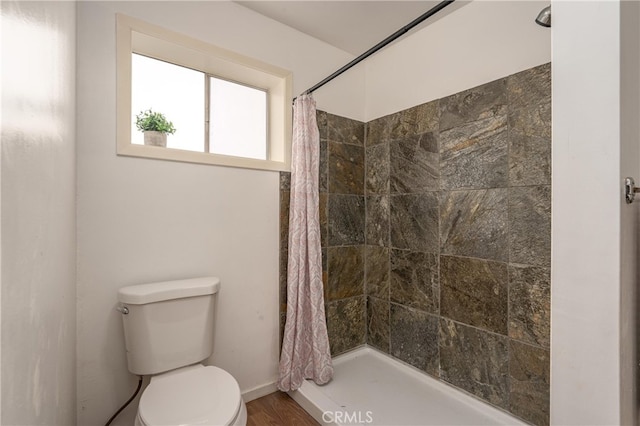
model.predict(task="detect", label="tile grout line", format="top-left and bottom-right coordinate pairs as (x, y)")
top-left (386, 135), bottom-right (392, 355)
top-left (436, 107), bottom-right (443, 379)
top-left (363, 120), bottom-right (369, 347)
top-left (506, 79), bottom-right (513, 414)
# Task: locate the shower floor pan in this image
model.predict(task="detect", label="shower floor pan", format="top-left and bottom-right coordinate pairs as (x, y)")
top-left (288, 346), bottom-right (525, 426)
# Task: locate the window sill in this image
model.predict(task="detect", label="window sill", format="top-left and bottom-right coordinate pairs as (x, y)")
top-left (117, 143), bottom-right (290, 172)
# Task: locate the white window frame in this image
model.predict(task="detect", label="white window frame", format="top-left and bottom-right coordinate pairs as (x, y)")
top-left (116, 14), bottom-right (292, 171)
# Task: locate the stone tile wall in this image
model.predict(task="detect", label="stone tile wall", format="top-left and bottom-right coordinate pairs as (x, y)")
top-left (280, 63), bottom-right (550, 426)
top-left (280, 112), bottom-right (367, 357)
top-left (365, 63), bottom-right (551, 426)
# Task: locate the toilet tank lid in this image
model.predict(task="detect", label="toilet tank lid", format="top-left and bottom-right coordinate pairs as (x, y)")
top-left (118, 277), bottom-right (220, 305)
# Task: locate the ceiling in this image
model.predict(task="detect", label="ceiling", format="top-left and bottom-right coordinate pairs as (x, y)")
top-left (236, 1), bottom-right (465, 55)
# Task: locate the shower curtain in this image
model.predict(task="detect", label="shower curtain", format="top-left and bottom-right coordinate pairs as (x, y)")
top-left (277, 94), bottom-right (333, 391)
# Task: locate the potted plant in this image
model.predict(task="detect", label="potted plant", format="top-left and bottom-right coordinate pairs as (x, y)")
top-left (135, 109), bottom-right (176, 148)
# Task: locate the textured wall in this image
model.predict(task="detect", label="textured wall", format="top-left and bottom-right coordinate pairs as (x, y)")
top-left (280, 63), bottom-right (550, 425)
top-left (365, 63), bottom-right (551, 425)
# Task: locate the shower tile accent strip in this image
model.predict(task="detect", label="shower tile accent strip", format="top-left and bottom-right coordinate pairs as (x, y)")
top-left (280, 63), bottom-right (550, 426)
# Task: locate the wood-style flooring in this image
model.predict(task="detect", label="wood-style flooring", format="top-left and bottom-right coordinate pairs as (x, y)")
top-left (246, 391), bottom-right (319, 426)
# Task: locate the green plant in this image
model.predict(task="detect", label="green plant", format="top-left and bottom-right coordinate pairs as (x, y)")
top-left (135, 109), bottom-right (176, 134)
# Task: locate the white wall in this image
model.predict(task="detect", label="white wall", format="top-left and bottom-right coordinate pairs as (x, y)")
top-left (75, 2), bottom-right (363, 424)
top-left (0, 1), bottom-right (77, 424)
top-left (552, 1), bottom-right (637, 424)
top-left (362, 0), bottom-right (551, 121)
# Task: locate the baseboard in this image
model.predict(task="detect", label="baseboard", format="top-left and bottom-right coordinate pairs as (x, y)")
top-left (241, 381), bottom-right (278, 402)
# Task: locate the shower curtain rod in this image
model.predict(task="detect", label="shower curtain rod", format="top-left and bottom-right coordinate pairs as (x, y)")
top-left (296, 0), bottom-right (455, 100)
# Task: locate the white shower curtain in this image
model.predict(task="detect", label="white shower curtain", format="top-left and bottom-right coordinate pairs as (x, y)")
top-left (277, 94), bottom-right (333, 391)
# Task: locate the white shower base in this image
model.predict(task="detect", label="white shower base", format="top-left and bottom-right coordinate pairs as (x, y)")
top-left (288, 346), bottom-right (525, 426)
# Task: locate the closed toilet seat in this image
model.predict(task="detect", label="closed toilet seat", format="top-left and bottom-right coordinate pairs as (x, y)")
top-left (137, 364), bottom-right (246, 426)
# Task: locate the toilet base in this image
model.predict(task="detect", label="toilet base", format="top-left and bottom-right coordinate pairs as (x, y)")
top-left (135, 398), bottom-right (247, 426)
top-left (234, 399), bottom-right (248, 426)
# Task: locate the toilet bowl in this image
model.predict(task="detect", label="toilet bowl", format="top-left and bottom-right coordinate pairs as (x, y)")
top-left (134, 364), bottom-right (247, 426)
top-left (117, 277), bottom-right (247, 426)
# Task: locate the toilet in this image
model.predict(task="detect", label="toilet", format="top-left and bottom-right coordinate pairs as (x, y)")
top-left (117, 277), bottom-right (247, 426)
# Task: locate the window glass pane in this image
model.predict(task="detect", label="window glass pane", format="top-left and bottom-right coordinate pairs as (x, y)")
top-left (209, 77), bottom-right (267, 160)
top-left (131, 54), bottom-right (204, 152)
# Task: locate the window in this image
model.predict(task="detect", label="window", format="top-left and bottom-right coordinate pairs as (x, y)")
top-left (116, 14), bottom-right (292, 171)
top-left (208, 77), bottom-right (267, 160)
top-left (131, 54), bottom-right (205, 152)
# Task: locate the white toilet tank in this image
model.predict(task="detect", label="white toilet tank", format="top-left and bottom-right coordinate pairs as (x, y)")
top-left (117, 277), bottom-right (221, 375)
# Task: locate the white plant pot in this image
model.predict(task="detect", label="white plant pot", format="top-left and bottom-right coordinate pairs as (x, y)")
top-left (144, 131), bottom-right (167, 147)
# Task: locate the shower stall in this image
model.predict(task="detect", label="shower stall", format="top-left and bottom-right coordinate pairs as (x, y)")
top-left (280, 60), bottom-right (551, 425)
top-left (280, 0), bottom-right (639, 423)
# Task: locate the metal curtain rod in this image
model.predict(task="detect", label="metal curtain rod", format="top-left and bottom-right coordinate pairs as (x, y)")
top-left (296, 0), bottom-right (455, 100)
